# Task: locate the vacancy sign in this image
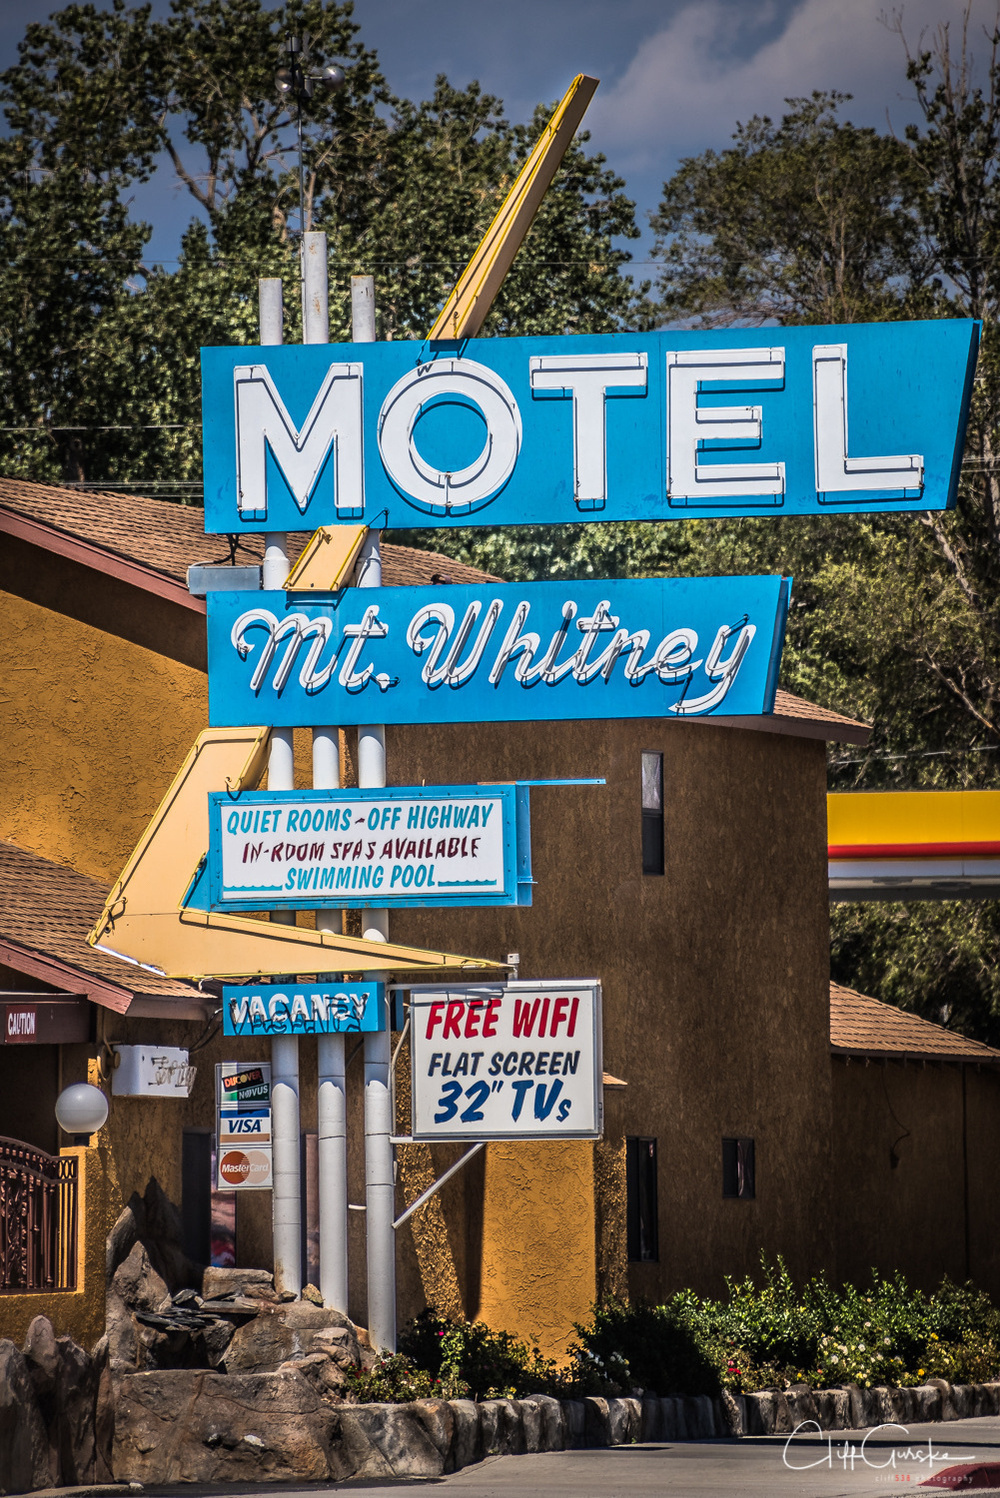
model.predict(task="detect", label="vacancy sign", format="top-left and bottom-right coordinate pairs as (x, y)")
top-left (409, 980), bottom-right (602, 1141)
top-left (201, 321), bottom-right (978, 532)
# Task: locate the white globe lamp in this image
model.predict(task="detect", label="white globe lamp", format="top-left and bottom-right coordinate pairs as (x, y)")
top-left (55, 1083), bottom-right (109, 1144)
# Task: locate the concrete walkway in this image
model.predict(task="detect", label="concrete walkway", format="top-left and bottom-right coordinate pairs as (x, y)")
top-left (144, 1414), bottom-right (1000, 1497)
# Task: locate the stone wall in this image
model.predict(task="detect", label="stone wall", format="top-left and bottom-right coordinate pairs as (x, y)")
top-left (110, 1376), bottom-right (1000, 1485)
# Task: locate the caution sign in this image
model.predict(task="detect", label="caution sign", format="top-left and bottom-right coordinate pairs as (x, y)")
top-left (215, 1062), bottom-right (272, 1190)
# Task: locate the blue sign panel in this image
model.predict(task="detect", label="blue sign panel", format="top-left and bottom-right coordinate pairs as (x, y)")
top-left (198, 784), bottom-right (531, 911)
top-left (201, 321), bottom-right (978, 533)
top-left (222, 981), bottom-right (384, 1037)
top-left (206, 575), bottom-right (790, 727)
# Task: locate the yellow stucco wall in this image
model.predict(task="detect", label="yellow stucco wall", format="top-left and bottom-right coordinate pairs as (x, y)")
top-left (1, 577), bottom-right (207, 884)
top-left (388, 716), bottom-right (836, 1305)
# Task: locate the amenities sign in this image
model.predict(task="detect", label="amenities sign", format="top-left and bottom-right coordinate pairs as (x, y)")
top-left (201, 321), bottom-right (978, 532)
top-left (204, 784), bottom-right (531, 910)
top-left (207, 575), bottom-right (790, 727)
top-left (409, 980), bottom-right (602, 1141)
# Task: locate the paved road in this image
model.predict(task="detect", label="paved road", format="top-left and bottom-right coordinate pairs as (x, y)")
top-left (147, 1415), bottom-right (1000, 1497)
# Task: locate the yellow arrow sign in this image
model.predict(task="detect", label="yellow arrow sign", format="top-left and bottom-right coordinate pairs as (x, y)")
top-left (87, 727), bottom-right (505, 981)
top-left (427, 73), bottom-right (599, 343)
top-left (284, 523), bottom-right (369, 592)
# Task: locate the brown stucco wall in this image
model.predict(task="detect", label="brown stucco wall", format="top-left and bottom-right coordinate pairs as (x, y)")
top-left (387, 716), bottom-right (836, 1311)
top-left (831, 1058), bottom-right (1000, 1298)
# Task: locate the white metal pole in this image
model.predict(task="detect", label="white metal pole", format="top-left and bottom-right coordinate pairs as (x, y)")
top-left (301, 231), bottom-right (329, 346)
top-left (260, 276), bottom-right (301, 1299)
top-left (301, 231), bottom-right (350, 1311)
top-left (314, 728), bottom-right (348, 1311)
top-left (352, 273), bottom-right (395, 1353)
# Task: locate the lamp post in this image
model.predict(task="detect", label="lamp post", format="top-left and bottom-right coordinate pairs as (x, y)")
top-left (274, 33), bottom-right (345, 238)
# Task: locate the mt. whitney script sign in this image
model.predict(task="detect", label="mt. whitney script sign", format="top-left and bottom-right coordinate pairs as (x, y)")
top-left (206, 575), bottom-right (790, 727)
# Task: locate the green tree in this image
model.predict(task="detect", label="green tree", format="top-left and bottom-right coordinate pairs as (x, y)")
top-left (645, 26), bottom-right (1000, 1039)
top-left (650, 91), bottom-right (939, 328)
top-left (0, 0), bottom-right (644, 492)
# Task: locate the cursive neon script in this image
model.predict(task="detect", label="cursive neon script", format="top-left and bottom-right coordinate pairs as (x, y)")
top-left (231, 597), bottom-right (755, 717)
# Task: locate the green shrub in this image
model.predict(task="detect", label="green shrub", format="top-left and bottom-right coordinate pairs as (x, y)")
top-left (399, 1307), bottom-right (560, 1399)
top-left (344, 1351), bottom-right (469, 1404)
top-left (394, 1265), bottom-right (1000, 1404)
top-left (569, 1297), bottom-right (721, 1397)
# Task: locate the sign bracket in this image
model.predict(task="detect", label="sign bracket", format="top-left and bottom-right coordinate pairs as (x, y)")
top-left (391, 1141), bottom-right (486, 1232)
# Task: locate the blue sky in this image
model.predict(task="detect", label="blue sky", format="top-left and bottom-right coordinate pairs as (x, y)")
top-left (1, 0), bottom-right (990, 271)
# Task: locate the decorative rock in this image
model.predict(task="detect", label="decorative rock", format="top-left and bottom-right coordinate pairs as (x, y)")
top-left (22, 1316), bottom-right (100, 1486)
top-left (201, 1265), bottom-right (278, 1301)
top-left (302, 1283), bottom-right (324, 1306)
top-left (913, 1383), bottom-right (942, 1422)
top-left (449, 1398), bottom-right (482, 1470)
top-left (482, 1398), bottom-right (526, 1456)
top-left (0, 1339), bottom-right (57, 1494)
top-left (583, 1395), bottom-right (611, 1447)
top-left (670, 1395), bottom-right (689, 1440)
top-left (686, 1394), bottom-right (719, 1438)
top-left (337, 1403), bottom-right (445, 1480)
top-left (721, 1390), bottom-right (746, 1435)
top-left (107, 1241), bottom-right (170, 1374)
top-left (519, 1395), bottom-right (542, 1451)
top-left (222, 1300), bottom-right (358, 1374)
top-left (607, 1396), bottom-right (641, 1444)
top-left (113, 1368), bottom-right (349, 1483)
top-left (106, 1198), bottom-right (143, 1285)
top-left (563, 1398), bottom-right (586, 1449)
top-left (751, 1391), bottom-right (778, 1435)
top-left (786, 1386), bottom-right (819, 1427)
top-left (640, 1395), bottom-right (661, 1441)
top-left (815, 1387), bottom-right (849, 1430)
top-left (311, 1322), bottom-right (361, 1369)
top-left (524, 1393), bottom-right (564, 1451)
top-left (93, 1337), bottom-right (115, 1482)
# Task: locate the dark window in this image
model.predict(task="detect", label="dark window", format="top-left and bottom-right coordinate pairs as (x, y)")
top-left (722, 1137), bottom-right (756, 1199)
top-left (626, 1136), bottom-right (659, 1261)
top-left (641, 752), bottom-right (664, 875)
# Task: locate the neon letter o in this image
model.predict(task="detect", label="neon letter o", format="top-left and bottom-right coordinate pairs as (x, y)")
top-left (377, 358), bottom-right (521, 515)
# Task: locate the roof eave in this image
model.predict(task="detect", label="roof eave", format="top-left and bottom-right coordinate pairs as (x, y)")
top-left (697, 711), bottom-right (871, 746)
top-left (0, 506), bottom-right (205, 615)
top-left (0, 935), bottom-right (205, 1016)
top-left (831, 1044), bottom-right (1000, 1065)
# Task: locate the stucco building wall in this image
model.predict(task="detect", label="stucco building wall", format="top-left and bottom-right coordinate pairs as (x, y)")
top-left (831, 1059), bottom-right (1000, 1298)
top-left (387, 715), bottom-right (836, 1307)
top-left (1, 548), bottom-right (207, 884)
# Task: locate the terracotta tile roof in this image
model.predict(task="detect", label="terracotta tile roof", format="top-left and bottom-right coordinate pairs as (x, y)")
top-left (830, 981), bottom-right (1000, 1063)
top-left (0, 841), bottom-right (203, 1013)
top-left (0, 476), bottom-right (499, 587)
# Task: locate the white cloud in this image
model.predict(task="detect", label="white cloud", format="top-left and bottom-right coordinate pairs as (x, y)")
top-left (590, 0), bottom-right (991, 172)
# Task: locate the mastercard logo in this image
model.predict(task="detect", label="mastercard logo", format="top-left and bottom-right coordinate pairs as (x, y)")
top-left (219, 1149), bottom-right (270, 1187)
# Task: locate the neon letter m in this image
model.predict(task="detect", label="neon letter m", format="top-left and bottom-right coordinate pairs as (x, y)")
top-left (234, 362), bottom-right (364, 521)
